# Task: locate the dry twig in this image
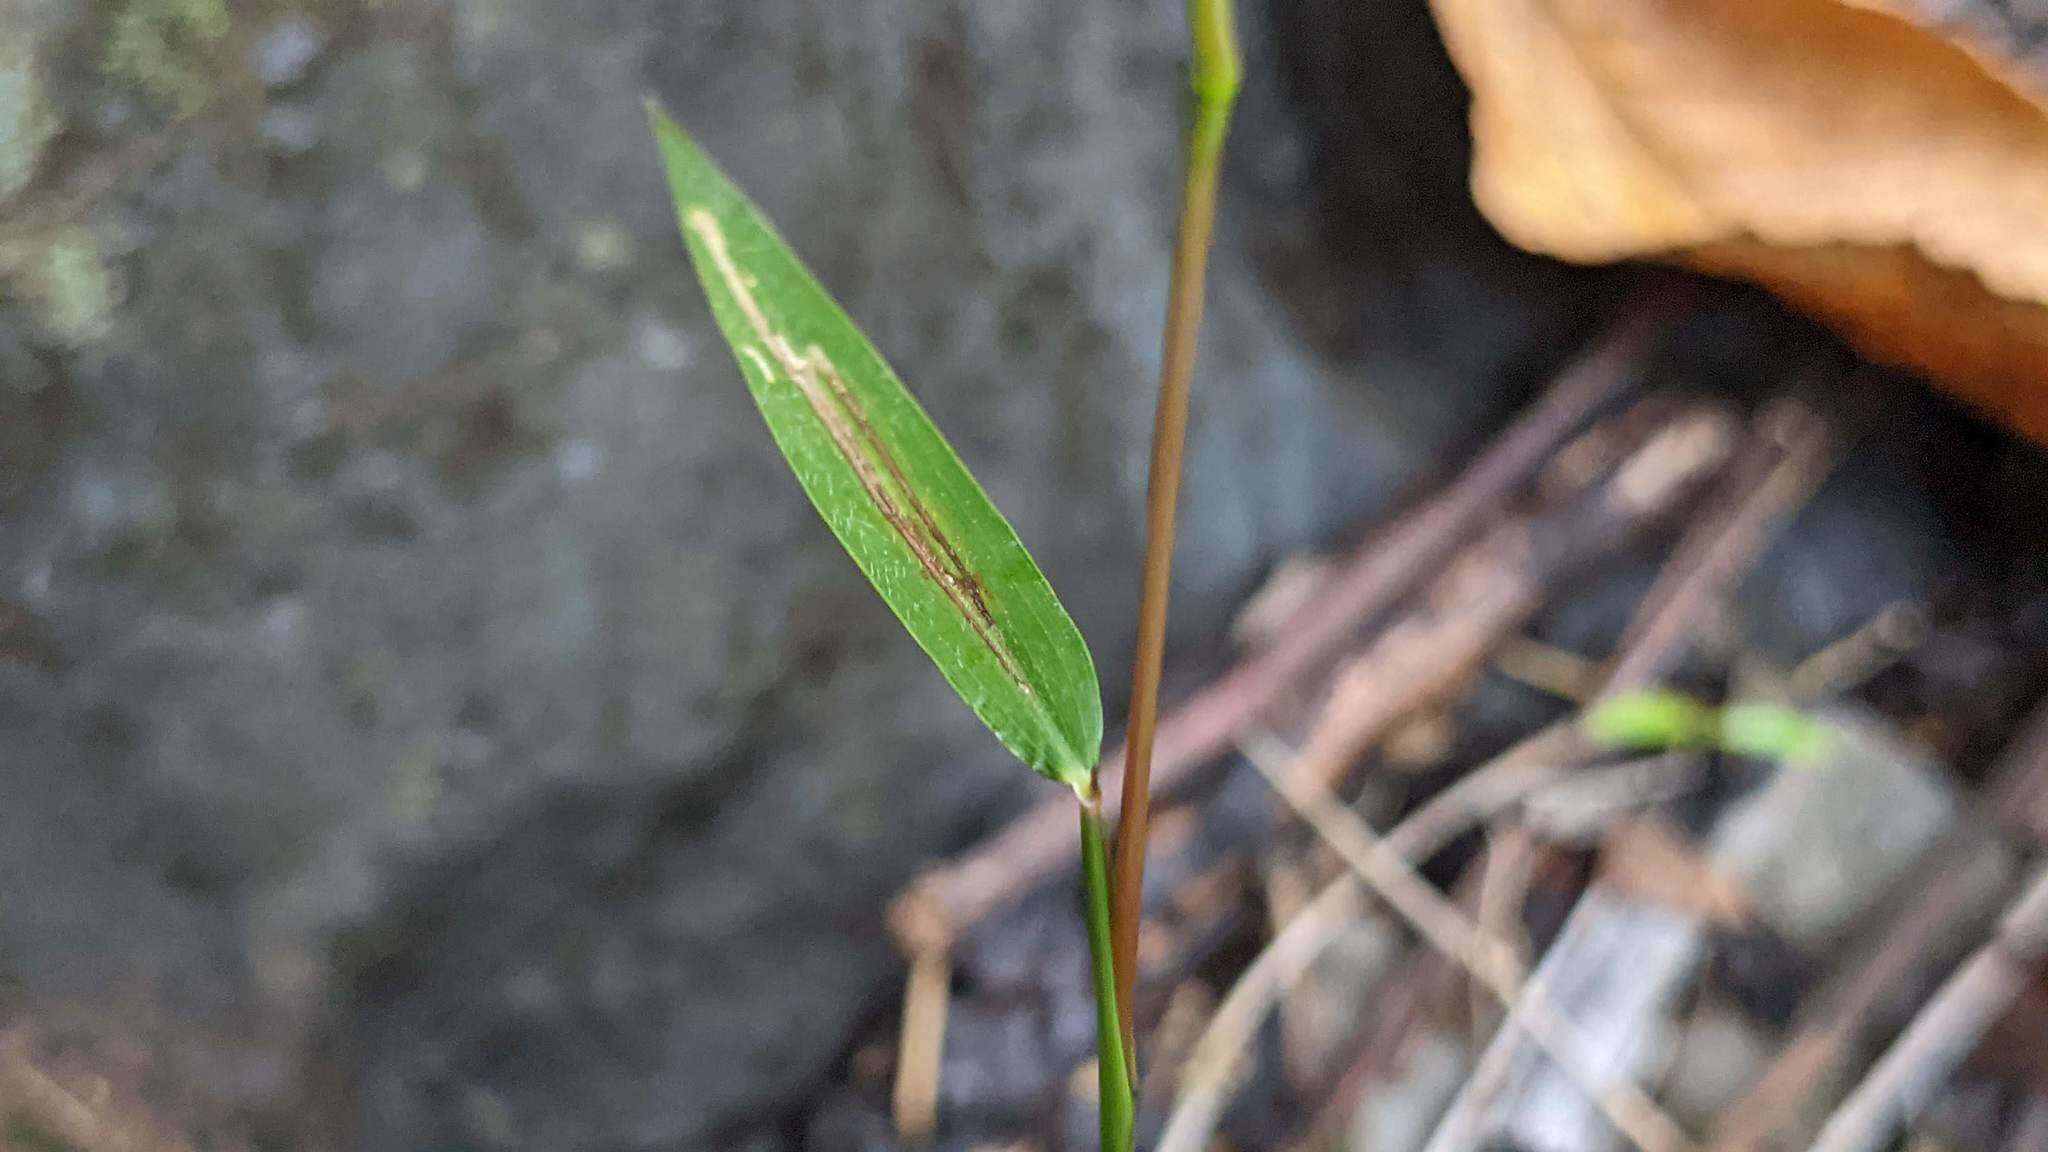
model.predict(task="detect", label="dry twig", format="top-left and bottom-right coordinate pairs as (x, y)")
top-left (1282, 402), bottom-right (1737, 793)
top-left (1522, 752), bottom-right (1702, 843)
top-left (1806, 865), bottom-right (2048, 1152)
top-left (1786, 603), bottom-right (1927, 704)
top-left (1493, 634), bottom-right (1604, 702)
top-left (1232, 733), bottom-right (1700, 1152)
top-left (1473, 821), bottom-right (1539, 1036)
top-left (890, 942), bottom-right (951, 1144)
top-left (1153, 723), bottom-right (1588, 1152)
top-left (1603, 397), bottom-right (1838, 695)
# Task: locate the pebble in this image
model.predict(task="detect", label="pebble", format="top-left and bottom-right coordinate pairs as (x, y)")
top-left (1711, 708), bottom-right (1955, 952)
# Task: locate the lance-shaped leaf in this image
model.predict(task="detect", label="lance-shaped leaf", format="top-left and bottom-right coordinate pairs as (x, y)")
top-left (647, 103), bottom-right (1102, 788)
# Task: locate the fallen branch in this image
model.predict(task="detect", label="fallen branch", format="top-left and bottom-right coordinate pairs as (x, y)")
top-left (1806, 864), bottom-right (2048, 1152)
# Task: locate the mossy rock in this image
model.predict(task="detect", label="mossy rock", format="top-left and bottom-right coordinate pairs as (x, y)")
top-left (15, 227), bottom-right (120, 349)
top-left (102, 0), bottom-right (231, 117)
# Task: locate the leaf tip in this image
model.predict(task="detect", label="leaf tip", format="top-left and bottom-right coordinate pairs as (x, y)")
top-left (643, 97), bottom-right (700, 166)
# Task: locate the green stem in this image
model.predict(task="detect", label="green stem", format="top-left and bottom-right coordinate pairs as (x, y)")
top-left (1109, 0), bottom-right (1242, 1080)
top-left (1188, 0), bottom-right (1244, 105)
top-left (1080, 788), bottom-right (1136, 1152)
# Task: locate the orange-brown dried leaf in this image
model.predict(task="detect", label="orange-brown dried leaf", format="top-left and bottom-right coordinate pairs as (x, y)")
top-left (1428, 0), bottom-right (2048, 439)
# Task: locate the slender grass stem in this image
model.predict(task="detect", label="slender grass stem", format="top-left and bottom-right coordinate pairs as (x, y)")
top-left (1080, 787), bottom-right (1136, 1152)
top-left (1109, 0), bottom-right (1242, 1077)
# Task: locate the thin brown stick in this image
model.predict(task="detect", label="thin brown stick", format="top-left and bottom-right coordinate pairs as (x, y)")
top-left (1472, 823), bottom-right (1538, 1043)
top-left (1110, 8), bottom-right (1243, 1071)
top-left (1439, 989), bottom-right (1533, 1152)
top-left (890, 942), bottom-right (951, 1144)
top-left (1236, 733), bottom-right (1699, 1152)
top-left (1523, 752), bottom-right (1703, 843)
top-left (1786, 603), bottom-right (1927, 704)
top-left (1494, 634), bottom-right (1603, 702)
top-left (1807, 864), bottom-right (2048, 1152)
top-left (1603, 397), bottom-right (1838, 695)
top-left (892, 309), bottom-right (1672, 942)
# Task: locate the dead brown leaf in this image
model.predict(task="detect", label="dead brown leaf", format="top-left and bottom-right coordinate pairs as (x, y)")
top-left (1429, 0), bottom-right (2048, 439)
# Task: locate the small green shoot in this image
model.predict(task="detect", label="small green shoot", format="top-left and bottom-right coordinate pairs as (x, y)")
top-left (1583, 690), bottom-right (1717, 751)
top-left (1718, 702), bottom-right (1832, 763)
top-left (1585, 689), bottom-right (1832, 762)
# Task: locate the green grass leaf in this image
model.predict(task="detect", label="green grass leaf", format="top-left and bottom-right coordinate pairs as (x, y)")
top-left (1585, 690), bottom-right (1833, 764)
top-left (1718, 703), bottom-right (1831, 763)
top-left (647, 103), bottom-right (1102, 788)
top-left (1584, 689), bottom-right (1717, 752)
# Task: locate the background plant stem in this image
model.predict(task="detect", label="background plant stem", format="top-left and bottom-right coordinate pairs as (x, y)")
top-left (1109, 0), bottom-right (1243, 1080)
top-left (1080, 789), bottom-right (1136, 1152)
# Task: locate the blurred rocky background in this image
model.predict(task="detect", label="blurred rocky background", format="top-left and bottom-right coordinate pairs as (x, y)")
top-left (0, 0), bottom-right (1600, 1147)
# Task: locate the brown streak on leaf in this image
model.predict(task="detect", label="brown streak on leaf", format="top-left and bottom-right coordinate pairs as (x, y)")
top-left (804, 347), bottom-right (1018, 678)
top-left (684, 208), bottom-right (1035, 697)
